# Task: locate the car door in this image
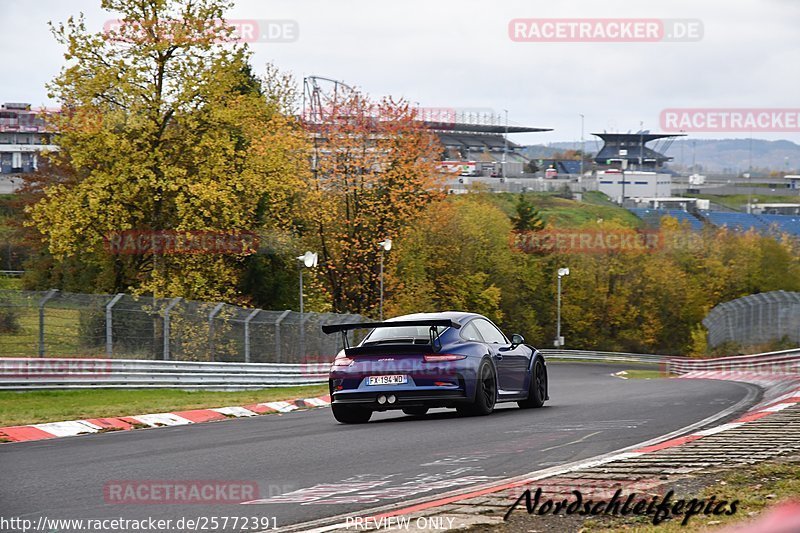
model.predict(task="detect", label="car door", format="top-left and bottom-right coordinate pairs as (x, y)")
top-left (472, 319), bottom-right (528, 393)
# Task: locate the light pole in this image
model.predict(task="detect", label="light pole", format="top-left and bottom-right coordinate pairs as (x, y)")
top-left (747, 136), bottom-right (753, 214)
top-left (297, 251), bottom-right (318, 356)
top-left (502, 109), bottom-right (509, 180)
top-left (639, 121), bottom-right (644, 169)
top-left (556, 267), bottom-right (570, 347)
top-left (378, 238), bottom-right (392, 320)
top-left (579, 114), bottom-right (585, 180)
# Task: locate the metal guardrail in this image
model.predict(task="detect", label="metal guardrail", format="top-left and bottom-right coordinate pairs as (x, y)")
top-left (0, 358), bottom-right (331, 391)
top-left (666, 348), bottom-right (800, 375)
top-left (2, 349), bottom-right (796, 391)
top-left (541, 349), bottom-right (674, 364)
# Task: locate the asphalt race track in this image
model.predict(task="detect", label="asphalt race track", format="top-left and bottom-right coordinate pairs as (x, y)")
top-left (1, 363), bottom-right (754, 531)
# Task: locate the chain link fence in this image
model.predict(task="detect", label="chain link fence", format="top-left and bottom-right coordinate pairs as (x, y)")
top-left (0, 290), bottom-right (366, 362)
top-left (703, 290), bottom-right (800, 349)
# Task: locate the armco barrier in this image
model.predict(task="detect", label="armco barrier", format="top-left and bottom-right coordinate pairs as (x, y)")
top-left (541, 349), bottom-right (672, 364)
top-left (3, 349), bottom-right (796, 391)
top-left (0, 358), bottom-right (330, 391)
top-left (0, 350), bottom-right (669, 391)
top-left (666, 348), bottom-right (800, 375)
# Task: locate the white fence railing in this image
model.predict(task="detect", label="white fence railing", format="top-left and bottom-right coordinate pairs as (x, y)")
top-left (0, 358), bottom-right (330, 391)
top-left (2, 348), bottom-right (797, 391)
top-left (541, 349), bottom-right (672, 364)
top-left (666, 348), bottom-right (800, 375)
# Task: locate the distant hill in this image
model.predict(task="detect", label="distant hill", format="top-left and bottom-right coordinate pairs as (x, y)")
top-left (520, 139), bottom-right (800, 175)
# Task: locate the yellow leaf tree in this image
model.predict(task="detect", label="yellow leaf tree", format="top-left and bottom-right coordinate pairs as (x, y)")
top-left (26, 0), bottom-right (309, 301)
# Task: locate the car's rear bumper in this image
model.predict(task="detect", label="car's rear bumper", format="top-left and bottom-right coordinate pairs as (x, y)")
top-left (331, 388), bottom-right (469, 410)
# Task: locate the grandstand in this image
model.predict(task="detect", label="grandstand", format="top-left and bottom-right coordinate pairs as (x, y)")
top-left (628, 207), bottom-right (800, 236)
top-left (628, 208), bottom-right (704, 230)
top-left (594, 131), bottom-right (685, 171)
top-left (538, 160), bottom-right (583, 175)
top-left (424, 112), bottom-right (551, 177)
top-left (757, 214), bottom-right (800, 236)
top-left (702, 212), bottom-right (770, 233)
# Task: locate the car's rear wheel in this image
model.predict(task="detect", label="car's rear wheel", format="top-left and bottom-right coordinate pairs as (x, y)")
top-left (331, 403), bottom-right (372, 424)
top-left (402, 407), bottom-right (429, 416)
top-left (457, 360), bottom-right (496, 416)
top-left (518, 359), bottom-right (546, 409)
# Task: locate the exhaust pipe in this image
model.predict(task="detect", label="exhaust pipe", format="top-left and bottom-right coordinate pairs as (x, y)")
top-left (377, 395), bottom-right (387, 404)
top-left (387, 395), bottom-right (397, 404)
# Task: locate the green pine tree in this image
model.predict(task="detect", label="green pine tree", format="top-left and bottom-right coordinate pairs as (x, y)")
top-left (510, 194), bottom-right (545, 232)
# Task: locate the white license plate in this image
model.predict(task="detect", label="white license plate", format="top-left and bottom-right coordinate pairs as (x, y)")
top-left (367, 375), bottom-right (408, 386)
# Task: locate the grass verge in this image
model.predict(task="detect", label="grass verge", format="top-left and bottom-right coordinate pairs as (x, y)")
top-left (582, 457), bottom-right (800, 532)
top-left (0, 385), bottom-right (329, 426)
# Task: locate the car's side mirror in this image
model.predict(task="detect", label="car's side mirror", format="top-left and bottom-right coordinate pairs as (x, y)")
top-left (510, 334), bottom-right (524, 347)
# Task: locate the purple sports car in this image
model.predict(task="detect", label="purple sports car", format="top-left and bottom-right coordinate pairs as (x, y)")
top-left (321, 312), bottom-right (548, 424)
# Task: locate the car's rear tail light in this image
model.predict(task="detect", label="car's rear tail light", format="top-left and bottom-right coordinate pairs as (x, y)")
top-left (423, 354), bottom-right (466, 362)
top-left (332, 357), bottom-right (354, 367)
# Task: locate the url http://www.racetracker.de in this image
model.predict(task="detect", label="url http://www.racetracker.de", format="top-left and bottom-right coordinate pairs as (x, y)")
top-left (0, 515), bottom-right (278, 532)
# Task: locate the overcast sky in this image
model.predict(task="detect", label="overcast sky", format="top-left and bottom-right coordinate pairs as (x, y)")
top-left (2, 0), bottom-right (798, 146)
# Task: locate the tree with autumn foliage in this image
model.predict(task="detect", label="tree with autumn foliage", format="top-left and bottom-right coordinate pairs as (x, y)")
top-left (25, 0), bottom-right (309, 301)
top-left (302, 90), bottom-right (446, 315)
top-left (385, 195), bottom-right (545, 342)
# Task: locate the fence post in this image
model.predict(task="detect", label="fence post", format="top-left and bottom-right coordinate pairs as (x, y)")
top-left (163, 297), bottom-right (182, 361)
top-left (208, 302), bottom-right (225, 362)
top-left (274, 310), bottom-right (291, 363)
top-left (299, 312), bottom-right (312, 360)
top-left (105, 293), bottom-right (125, 357)
top-left (38, 289), bottom-right (59, 357)
top-left (244, 308), bottom-right (260, 363)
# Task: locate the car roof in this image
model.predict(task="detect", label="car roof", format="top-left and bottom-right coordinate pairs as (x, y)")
top-left (387, 311), bottom-right (483, 326)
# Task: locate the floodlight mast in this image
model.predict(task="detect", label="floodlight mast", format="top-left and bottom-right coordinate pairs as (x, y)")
top-left (297, 251), bottom-right (318, 356)
top-left (378, 239), bottom-right (392, 320)
top-left (556, 267), bottom-right (570, 347)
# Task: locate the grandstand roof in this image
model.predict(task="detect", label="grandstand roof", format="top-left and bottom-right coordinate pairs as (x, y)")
top-left (437, 132), bottom-right (523, 150)
top-left (593, 131), bottom-right (686, 169)
top-left (424, 121), bottom-right (551, 134)
top-left (592, 132), bottom-right (687, 143)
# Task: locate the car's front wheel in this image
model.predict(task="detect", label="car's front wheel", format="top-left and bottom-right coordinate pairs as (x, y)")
top-left (457, 360), bottom-right (496, 416)
top-left (518, 359), bottom-right (546, 409)
top-left (331, 403), bottom-right (372, 424)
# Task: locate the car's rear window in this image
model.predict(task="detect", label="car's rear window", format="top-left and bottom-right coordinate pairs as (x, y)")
top-left (364, 325), bottom-right (448, 343)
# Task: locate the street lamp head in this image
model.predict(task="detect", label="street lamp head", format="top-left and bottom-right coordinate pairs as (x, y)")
top-left (378, 238), bottom-right (392, 252)
top-left (297, 251), bottom-right (318, 268)
top-left (558, 267), bottom-right (570, 277)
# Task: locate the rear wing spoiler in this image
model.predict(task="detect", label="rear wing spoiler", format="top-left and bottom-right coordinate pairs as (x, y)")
top-left (321, 319), bottom-right (461, 335)
top-left (321, 319), bottom-right (461, 352)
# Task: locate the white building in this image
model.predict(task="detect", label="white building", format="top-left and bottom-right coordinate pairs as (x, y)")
top-left (597, 170), bottom-right (672, 201)
top-left (0, 103), bottom-right (59, 190)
